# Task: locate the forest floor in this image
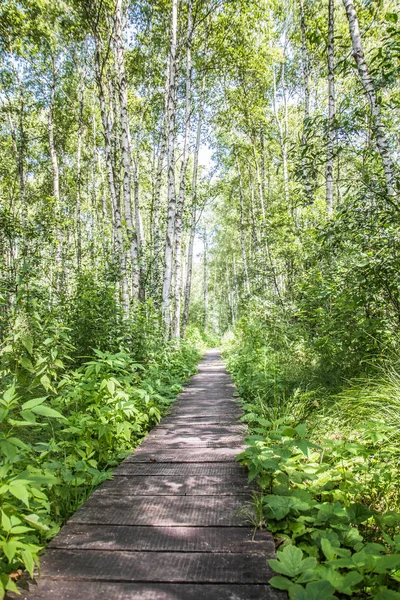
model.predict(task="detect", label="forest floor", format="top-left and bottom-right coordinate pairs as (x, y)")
top-left (17, 350), bottom-right (284, 600)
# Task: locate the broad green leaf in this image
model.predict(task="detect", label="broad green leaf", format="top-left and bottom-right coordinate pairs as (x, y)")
top-left (269, 545), bottom-right (316, 578)
top-left (269, 575), bottom-right (293, 590)
top-left (374, 590), bottom-right (400, 600)
top-left (40, 375), bottom-right (51, 391)
top-left (304, 580), bottom-right (337, 600)
top-left (346, 503), bottom-right (373, 525)
top-left (2, 540), bottom-right (18, 562)
top-left (9, 482), bottom-right (30, 506)
top-left (22, 397), bottom-right (47, 411)
top-left (1, 511), bottom-right (12, 533)
top-left (31, 405), bottom-right (65, 419)
top-left (21, 335), bottom-right (33, 355)
top-left (374, 554), bottom-right (400, 574)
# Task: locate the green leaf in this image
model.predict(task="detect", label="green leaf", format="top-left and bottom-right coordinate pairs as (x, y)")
top-left (269, 545), bottom-right (317, 578)
top-left (304, 580), bottom-right (337, 600)
top-left (9, 482), bottom-right (30, 506)
top-left (23, 514), bottom-right (49, 531)
top-left (106, 379), bottom-right (115, 395)
top-left (20, 356), bottom-right (34, 371)
top-left (338, 571), bottom-right (363, 594)
top-left (21, 397), bottom-right (47, 410)
top-left (269, 575), bottom-right (293, 590)
top-left (374, 554), bottom-right (400, 574)
top-left (374, 589), bottom-right (400, 600)
top-left (3, 386), bottom-right (16, 405)
top-left (321, 538), bottom-right (336, 561)
top-left (21, 335), bottom-right (33, 355)
top-left (40, 374), bottom-right (51, 391)
top-left (1, 511), bottom-right (12, 533)
top-left (22, 548), bottom-right (35, 577)
top-left (289, 584), bottom-right (306, 600)
top-left (31, 405), bottom-right (65, 419)
top-left (2, 540), bottom-right (18, 563)
top-left (346, 503), bottom-right (373, 525)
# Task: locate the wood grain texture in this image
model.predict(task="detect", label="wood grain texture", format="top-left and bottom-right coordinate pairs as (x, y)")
top-left (25, 350), bottom-right (284, 599)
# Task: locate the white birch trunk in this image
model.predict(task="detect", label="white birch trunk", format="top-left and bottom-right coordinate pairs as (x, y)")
top-left (172, 0), bottom-right (193, 338)
top-left (326, 0), bottom-right (335, 214)
top-left (182, 70), bottom-right (206, 336)
top-left (94, 41), bottom-right (129, 313)
top-left (114, 0), bottom-right (140, 301)
top-left (162, 0), bottom-right (178, 335)
top-left (299, 0), bottom-right (313, 203)
top-left (342, 0), bottom-right (397, 199)
top-left (236, 156), bottom-right (250, 294)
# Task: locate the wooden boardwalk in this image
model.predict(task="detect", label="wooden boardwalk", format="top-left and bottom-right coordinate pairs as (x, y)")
top-left (26, 350), bottom-right (284, 600)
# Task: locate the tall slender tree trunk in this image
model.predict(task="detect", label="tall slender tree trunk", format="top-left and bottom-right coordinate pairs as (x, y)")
top-left (326, 0), bottom-right (335, 215)
top-left (162, 0), bottom-right (178, 335)
top-left (94, 40), bottom-right (129, 313)
top-left (236, 156), bottom-right (250, 294)
top-left (182, 70), bottom-right (206, 336)
top-left (150, 61), bottom-right (170, 299)
top-left (172, 0), bottom-right (193, 338)
top-left (114, 0), bottom-right (140, 300)
top-left (272, 65), bottom-right (289, 206)
top-left (342, 0), bottom-right (397, 199)
top-left (48, 57), bottom-right (63, 292)
top-left (203, 227), bottom-right (208, 331)
top-left (76, 82), bottom-right (83, 270)
top-left (299, 0), bottom-right (313, 203)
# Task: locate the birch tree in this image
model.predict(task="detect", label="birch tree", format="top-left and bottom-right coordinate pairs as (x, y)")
top-left (342, 0), bottom-right (397, 200)
top-left (172, 0), bottom-right (193, 338)
top-left (161, 0), bottom-right (178, 334)
top-left (326, 0), bottom-right (335, 214)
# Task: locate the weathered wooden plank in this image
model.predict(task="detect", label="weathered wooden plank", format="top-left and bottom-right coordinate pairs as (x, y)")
top-left (69, 495), bottom-right (250, 526)
top-left (49, 525), bottom-right (274, 553)
top-left (113, 462), bottom-right (243, 477)
top-left (125, 447), bottom-right (241, 462)
top-left (37, 549), bottom-right (273, 584)
top-left (95, 474), bottom-right (252, 496)
top-left (149, 424), bottom-right (246, 435)
top-left (25, 581), bottom-right (285, 600)
top-left (159, 416), bottom-right (242, 425)
top-left (136, 435), bottom-right (245, 449)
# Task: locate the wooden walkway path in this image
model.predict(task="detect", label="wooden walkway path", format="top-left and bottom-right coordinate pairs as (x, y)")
top-left (26, 350), bottom-right (284, 600)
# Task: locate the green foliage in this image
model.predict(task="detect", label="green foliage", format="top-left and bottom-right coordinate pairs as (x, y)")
top-left (0, 302), bottom-right (201, 591)
top-left (225, 316), bottom-right (400, 599)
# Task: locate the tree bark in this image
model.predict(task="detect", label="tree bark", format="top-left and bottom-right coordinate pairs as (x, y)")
top-left (342, 0), bottom-right (397, 199)
top-left (182, 69), bottom-right (206, 336)
top-left (76, 82), bottom-right (83, 270)
top-left (172, 0), bottom-right (193, 338)
top-left (272, 64), bottom-right (289, 207)
top-left (114, 0), bottom-right (140, 300)
top-left (150, 61), bottom-right (170, 300)
top-left (236, 155), bottom-right (250, 294)
top-left (326, 0), bottom-right (335, 215)
top-left (94, 37), bottom-right (129, 313)
top-left (162, 0), bottom-right (178, 335)
top-left (299, 0), bottom-right (313, 204)
top-left (203, 227), bottom-right (208, 331)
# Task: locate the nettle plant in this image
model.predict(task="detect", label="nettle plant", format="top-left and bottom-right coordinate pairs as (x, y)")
top-left (0, 309), bottom-right (200, 595)
top-left (0, 384), bottom-right (57, 599)
top-left (238, 410), bottom-right (400, 599)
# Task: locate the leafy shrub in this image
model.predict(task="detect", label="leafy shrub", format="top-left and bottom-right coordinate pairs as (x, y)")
top-left (0, 309), bottom-right (201, 596)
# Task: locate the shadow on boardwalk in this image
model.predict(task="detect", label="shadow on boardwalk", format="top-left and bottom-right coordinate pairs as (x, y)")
top-left (21, 349), bottom-right (285, 600)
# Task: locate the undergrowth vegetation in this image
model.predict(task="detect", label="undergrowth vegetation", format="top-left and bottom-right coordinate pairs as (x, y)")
top-left (224, 306), bottom-right (400, 600)
top-left (0, 280), bottom-right (200, 598)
